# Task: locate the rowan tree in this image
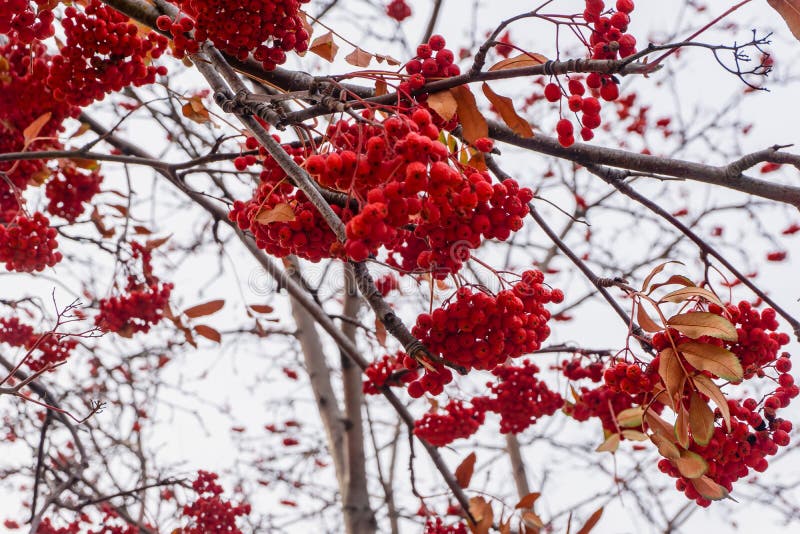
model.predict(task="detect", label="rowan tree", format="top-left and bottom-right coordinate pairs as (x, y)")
top-left (1, 1), bottom-right (800, 533)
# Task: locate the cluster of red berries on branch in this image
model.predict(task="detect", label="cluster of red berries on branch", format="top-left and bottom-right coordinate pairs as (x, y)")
top-left (0, 212), bottom-right (62, 272)
top-left (51, 2), bottom-right (168, 107)
top-left (232, 107), bottom-right (531, 277)
top-left (386, 0), bottom-right (412, 22)
top-left (182, 470), bottom-right (251, 533)
top-left (0, 317), bottom-right (77, 372)
top-left (544, 0), bottom-right (638, 146)
top-left (413, 399), bottom-right (486, 447)
top-left (0, 0), bottom-right (55, 44)
top-left (412, 271), bottom-right (563, 372)
top-left (45, 164), bottom-right (104, 222)
top-left (95, 242), bottom-right (173, 336)
top-left (157, 0), bottom-right (310, 71)
top-left (424, 517), bottom-right (468, 534)
top-left (362, 351), bottom-right (419, 394)
top-left (402, 36), bottom-right (461, 128)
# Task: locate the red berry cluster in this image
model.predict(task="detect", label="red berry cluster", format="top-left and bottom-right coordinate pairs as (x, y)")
top-left (403, 36), bottom-right (460, 127)
top-left (95, 242), bottom-right (173, 336)
top-left (49, 1), bottom-right (168, 107)
top-left (362, 351), bottom-right (419, 394)
top-left (0, 212), bottom-right (62, 272)
top-left (405, 359), bottom-right (453, 399)
top-left (412, 272), bottom-right (562, 371)
top-left (474, 360), bottom-right (564, 434)
top-left (181, 470), bottom-right (251, 534)
top-left (45, 165), bottom-right (104, 222)
top-left (374, 273), bottom-right (400, 296)
top-left (413, 400), bottom-right (485, 447)
top-left (386, 0), bottom-right (412, 22)
top-left (602, 361), bottom-right (659, 396)
top-left (0, 0), bottom-right (55, 44)
top-left (25, 332), bottom-right (78, 373)
top-left (424, 518), bottom-right (468, 534)
top-left (0, 317), bottom-right (34, 347)
top-left (723, 301), bottom-right (791, 379)
top-left (158, 0), bottom-right (310, 71)
top-left (559, 357), bottom-right (605, 382)
top-left (565, 383), bottom-right (651, 436)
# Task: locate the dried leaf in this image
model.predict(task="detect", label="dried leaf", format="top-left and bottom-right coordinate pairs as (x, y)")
top-left (488, 52), bottom-right (548, 71)
top-left (616, 407), bottom-right (644, 428)
top-left (651, 433), bottom-right (681, 460)
top-left (183, 299), bottom-right (225, 318)
top-left (667, 312), bottom-right (738, 341)
top-left (658, 348), bottom-right (685, 409)
top-left (249, 304), bottom-right (274, 314)
top-left (690, 475), bottom-right (730, 501)
top-left (621, 429), bottom-right (648, 441)
top-left (674, 404), bottom-right (690, 449)
top-left (521, 511), bottom-right (544, 529)
top-left (515, 492), bottom-right (541, 510)
top-left (768, 0), bottom-right (800, 40)
top-left (375, 318), bottom-right (387, 347)
top-left (309, 31), bottom-right (339, 62)
top-left (481, 82), bottom-right (533, 138)
top-left (450, 85), bottom-right (489, 144)
top-left (636, 301), bottom-right (663, 333)
top-left (255, 203), bottom-right (296, 225)
top-left (182, 96), bottom-right (210, 124)
top-left (678, 342), bottom-right (743, 382)
top-left (374, 54), bottom-right (402, 66)
top-left (660, 286), bottom-right (723, 307)
top-left (455, 452), bottom-right (477, 488)
top-left (23, 112), bottom-right (52, 145)
top-left (194, 324), bottom-right (221, 343)
top-left (595, 433), bottom-right (620, 453)
top-left (641, 260), bottom-right (683, 293)
top-left (345, 47), bottom-right (372, 67)
top-left (689, 390), bottom-right (715, 446)
top-left (648, 274), bottom-right (696, 293)
top-left (133, 225), bottom-right (152, 235)
top-left (468, 496), bottom-right (493, 534)
top-left (576, 507), bottom-right (603, 534)
top-left (693, 374), bottom-right (732, 432)
top-left (145, 236), bottom-right (170, 250)
top-left (426, 90), bottom-right (459, 122)
top-left (674, 449), bottom-right (708, 479)
top-left (375, 78), bottom-right (388, 96)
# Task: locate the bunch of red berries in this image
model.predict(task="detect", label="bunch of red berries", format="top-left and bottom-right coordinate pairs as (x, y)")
top-left (386, 0), bottom-right (412, 22)
top-left (49, 1), bottom-right (168, 107)
top-left (403, 35), bottom-right (460, 127)
top-left (0, 212), bottom-right (62, 272)
top-left (25, 333), bottom-right (78, 373)
top-left (181, 471), bottom-right (251, 534)
top-left (413, 400), bottom-right (485, 447)
top-left (158, 0), bottom-right (310, 71)
top-left (565, 383), bottom-right (653, 436)
top-left (45, 165), bottom-right (104, 222)
top-left (424, 518), bottom-right (468, 534)
top-left (0, 0), bottom-right (55, 44)
top-left (412, 271), bottom-right (562, 371)
top-left (559, 357), bottom-right (605, 382)
top-left (362, 351), bottom-right (419, 394)
top-left (475, 361), bottom-right (564, 434)
top-left (602, 361), bottom-right (659, 396)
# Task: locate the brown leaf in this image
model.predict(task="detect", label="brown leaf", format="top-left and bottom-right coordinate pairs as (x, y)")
top-left (427, 90), bottom-right (458, 122)
top-left (133, 225), bottom-right (152, 235)
top-left (255, 203), bottom-right (296, 225)
top-left (576, 507), bottom-right (603, 534)
top-left (183, 299), bottom-right (225, 318)
top-left (345, 47), bottom-right (372, 68)
top-left (678, 342), bottom-right (743, 382)
top-left (194, 324), bottom-right (221, 343)
top-left (658, 348), bottom-right (685, 410)
top-left (650, 433), bottom-right (681, 460)
top-left (450, 85), bottom-right (489, 144)
top-left (674, 449), bottom-right (708, 479)
top-left (468, 496), bottom-right (493, 534)
top-left (641, 260), bottom-right (683, 293)
top-left (182, 96), bottom-right (210, 124)
top-left (636, 301), bottom-right (663, 333)
top-left (616, 407), bottom-right (644, 428)
top-left (481, 83), bottom-right (533, 138)
top-left (645, 410), bottom-right (675, 440)
top-left (375, 79), bottom-right (388, 96)
top-left (515, 492), bottom-right (541, 510)
top-left (309, 31), bottom-right (339, 62)
top-left (690, 475), bottom-right (730, 501)
top-left (648, 274), bottom-right (696, 293)
top-left (595, 433), bottom-right (620, 453)
top-left (620, 429), bottom-right (648, 441)
top-left (660, 286), bottom-right (723, 307)
top-left (768, 0), bottom-right (800, 40)
top-left (674, 404), bottom-right (690, 449)
top-left (455, 452), bottom-right (477, 488)
top-left (23, 112), bottom-right (52, 145)
top-left (249, 304), bottom-right (274, 314)
top-left (693, 374), bottom-right (732, 432)
top-left (689, 390), bottom-right (715, 446)
top-left (667, 312), bottom-right (738, 342)
top-left (521, 511), bottom-right (544, 529)
top-left (145, 236), bottom-right (171, 250)
top-left (374, 318), bottom-right (387, 347)
top-left (374, 54), bottom-right (401, 66)
top-left (488, 52), bottom-right (548, 72)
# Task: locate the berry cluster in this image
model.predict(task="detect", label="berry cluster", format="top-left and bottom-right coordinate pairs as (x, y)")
top-left (565, 383), bottom-right (650, 436)
top-left (0, 0), bottom-right (55, 44)
top-left (413, 400), bottom-right (485, 447)
top-left (0, 317), bottom-right (73, 372)
top-left (602, 361), bottom-right (659, 396)
top-left (49, 2), bottom-right (168, 106)
top-left (95, 243), bottom-right (173, 336)
top-left (474, 361), bottom-right (564, 434)
top-left (362, 351), bottom-right (419, 394)
top-left (181, 471), bottom-right (251, 534)
top-left (386, 0), bottom-right (412, 22)
top-left (403, 36), bottom-right (460, 127)
top-left (424, 518), bottom-right (468, 534)
top-left (0, 212), bottom-right (62, 272)
top-left (559, 357), bottom-right (605, 382)
top-left (158, 0), bottom-right (310, 71)
top-left (412, 271), bottom-right (562, 372)
top-left (45, 165), bottom-right (104, 222)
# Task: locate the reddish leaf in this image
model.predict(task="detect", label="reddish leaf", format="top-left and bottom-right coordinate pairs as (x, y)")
top-left (640, 260), bottom-right (683, 293)
top-left (23, 112), bottom-right (52, 145)
top-left (648, 274), bottom-right (696, 293)
top-left (674, 449), bottom-right (708, 479)
top-left (650, 433), bottom-right (680, 460)
top-left (689, 390), bottom-right (715, 446)
top-left (182, 96), bottom-right (210, 124)
top-left (467, 496), bottom-right (493, 534)
top-left (678, 342), bottom-right (743, 382)
top-left (309, 31), bottom-right (339, 62)
top-left (481, 83), bottom-right (533, 138)
top-left (450, 85), bottom-right (488, 144)
top-left (427, 90), bottom-right (458, 122)
top-left (674, 404), bottom-right (690, 449)
top-left (595, 433), bottom-right (620, 453)
top-left (521, 511), bottom-right (544, 529)
top-left (768, 0), bottom-right (800, 40)
top-left (621, 429), bottom-right (648, 441)
top-left (145, 236), bottom-right (171, 250)
top-left (249, 304), bottom-right (274, 314)
top-left (488, 52), bottom-right (548, 71)
top-left (693, 374), bottom-right (732, 432)
top-left (374, 317), bottom-right (387, 347)
top-left (455, 452), bottom-right (477, 488)
top-left (636, 301), bottom-right (662, 333)
top-left (667, 312), bottom-right (738, 341)
top-left (515, 492), bottom-right (541, 510)
top-left (658, 348), bottom-right (685, 409)
top-left (690, 475), bottom-right (730, 501)
top-left (183, 299), bottom-right (225, 318)
top-left (576, 507), bottom-right (603, 534)
top-left (255, 203), bottom-right (296, 225)
top-left (375, 79), bottom-right (388, 96)
top-left (659, 286), bottom-right (723, 307)
top-left (616, 407), bottom-right (644, 428)
top-left (194, 324), bottom-right (221, 343)
top-left (345, 47), bottom-right (372, 67)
